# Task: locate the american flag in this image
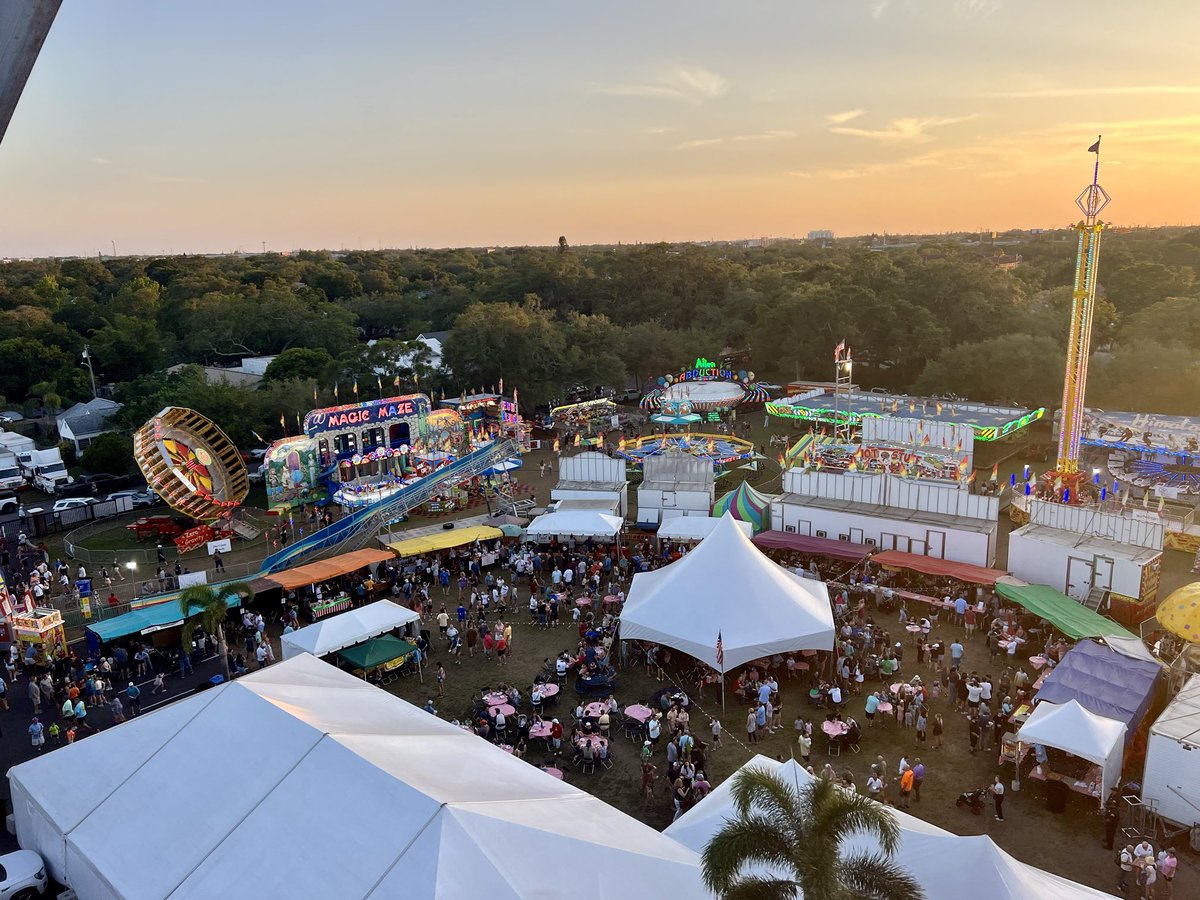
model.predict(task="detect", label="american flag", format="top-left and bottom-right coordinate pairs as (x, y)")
top-left (716, 631), bottom-right (724, 668)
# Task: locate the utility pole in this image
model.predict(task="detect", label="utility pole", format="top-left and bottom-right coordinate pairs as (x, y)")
top-left (81, 345), bottom-right (98, 398)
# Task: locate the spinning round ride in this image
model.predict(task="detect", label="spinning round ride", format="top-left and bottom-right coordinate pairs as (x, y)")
top-left (133, 407), bottom-right (248, 521)
top-left (616, 433), bottom-right (754, 470)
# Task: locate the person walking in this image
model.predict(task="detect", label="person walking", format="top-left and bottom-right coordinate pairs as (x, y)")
top-left (912, 758), bottom-right (925, 802)
top-left (436, 663), bottom-right (446, 697)
top-left (127, 681), bottom-right (141, 716)
top-left (990, 775), bottom-right (1005, 821)
top-left (746, 707), bottom-right (758, 744)
top-left (1102, 791), bottom-right (1120, 849)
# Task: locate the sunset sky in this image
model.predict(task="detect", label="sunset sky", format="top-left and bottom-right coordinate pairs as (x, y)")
top-left (1, 0), bottom-right (1198, 256)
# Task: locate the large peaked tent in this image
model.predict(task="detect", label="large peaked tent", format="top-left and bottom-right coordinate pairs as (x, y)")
top-left (620, 513), bottom-right (834, 672)
top-left (666, 755), bottom-right (1114, 900)
top-left (1018, 699), bottom-right (1127, 801)
top-left (280, 599), bottom-right (420, 660)
top-left (711, 481), bottom-right (773, 534)
top-left (8, 654), bottom-right (708, 900)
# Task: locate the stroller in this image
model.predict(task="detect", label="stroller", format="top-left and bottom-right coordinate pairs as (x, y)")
top-left (955, 787), bottom-right (989, 815)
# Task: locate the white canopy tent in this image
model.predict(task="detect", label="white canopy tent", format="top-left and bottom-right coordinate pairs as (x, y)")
top-left (1017, 699), bottom-right (1127, 802)
top-left (667, 756), bottom-right (1114, 900)
top-left (656, 516), bottom-right (752, 542)
top-left (525, 510), bottom-right (624, 540)
top-left (280, 599), bottom-right (420, 660)
top-left (8, 654), bottom-right (708, 900)
top-left (620, 513), bottom-right (834, 672)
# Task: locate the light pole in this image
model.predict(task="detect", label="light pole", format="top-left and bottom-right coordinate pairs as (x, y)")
top-left (81, 345), bottom-right (98, 398)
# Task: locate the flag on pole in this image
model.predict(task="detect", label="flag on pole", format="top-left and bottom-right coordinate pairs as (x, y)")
top-left (1088, 136), bottom-right (1101, 154)
top-left (295, 413), bottom-right (302, 431)
top-left (353, 379), bottom-right (359, 398)
top-left (376, 375), bottom-right (383, 396)
top-left (313, 386), bottom-right (319, 405)
top-left (959, 456), bottom-right (969, 472)
top-left (833, 340), bottom-right (845, 360)
top-left (252, 430), bottom-right (267, 445)
top-left (279, 414), bottom-right (286, 431)
top-left (1142, 492), bottom-right (1149, 509)
top-left (936, 401), bottom-right (943, 415)
top-left (1157, 495), bottom-right (1165, 513)
top-left (920, 434), bottom-right (930, 446)
top-left (967, 470), bottom-right (976, 484)
top-left (498, 377), bottom-right (504, 395)
top-left (715, 631), bottom-right (724, 668)
top-left (990, 462), bottom-right (999, 482)
top-left (394, 375), bottom-right (401, 389)
top-left (334, 382), bottom-right (340, 401)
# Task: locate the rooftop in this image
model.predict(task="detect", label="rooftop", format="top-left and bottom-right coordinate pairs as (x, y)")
top-left (778, 492), bottom-right (997, 535)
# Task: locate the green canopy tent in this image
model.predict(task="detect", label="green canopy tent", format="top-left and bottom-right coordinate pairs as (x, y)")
top-left (338, 634), bottom-right (419, 674)
top-left (994, 581), bottom-right (1137, 641)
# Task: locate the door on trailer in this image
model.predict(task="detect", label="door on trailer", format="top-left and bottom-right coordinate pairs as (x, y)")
top-left (850, 527), bottom-right (864, 544)
top-left (1093, 556), bottom-right (1115, 592)
top-left (1065, 556), bottom-right (1095, 601)
top-left (911, 539), bottom-right (927, 556)
top-left (926, 530), bottom-right (946, 559)
top-left (662, 491), bottom-right (676, 508)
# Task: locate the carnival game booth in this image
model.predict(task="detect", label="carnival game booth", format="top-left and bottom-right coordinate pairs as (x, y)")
top-left (8, 654), bottom-right (708, 900)
top-left (264, 548), bottom-right (395, 622)
top-left (280, 599), bottom-right (419, 661)
top-left (666, 756), bottom-right (1115, 900)
top-left (439, 392), bottom-right (521, 444)
top-left (620, 514), bottom-right (835, 676)
top-left (1141, 673), bottom-right (1200, 830)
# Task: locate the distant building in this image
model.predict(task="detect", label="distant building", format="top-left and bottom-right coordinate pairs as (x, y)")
top-left (57, 398), bottom-right (123, 453)
top-left (992, 253), bottom-right (1023, 271)
top-left (807, 230), bottom-right (834, 241)
top-left (165, 355), bottom-right (278, 387)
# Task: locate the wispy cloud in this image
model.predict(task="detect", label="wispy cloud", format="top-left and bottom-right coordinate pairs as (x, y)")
top-left (91, 157), bottom-right (112, 165)
top-left (825, 109), bottom-right (866, 125)
top-left (986, 85), bottom-right (1200, 99)
top-left (594, 66), bottom-right (728, 104)
top-left (871, 1), bottom-right (890, 20)
top-left (676, 138), bottom-right (724, 151)
top-left (647, 126), bottom-right (676, 135)
top-left (956, 0), bottom-right (1002, 14)
top-left (830, 114), bottom-right (977, 142)
top-left (732, 129), bottom-right (795, 142)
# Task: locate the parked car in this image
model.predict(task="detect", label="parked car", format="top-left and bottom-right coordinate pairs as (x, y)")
top-left (0, 492), bottom-right (18, 516)
top-left (107, 488), bottom-right (159, 509)
top-left (0, 849), bottom-right (48, 897)
top-left (55, 473), bottom-right (136, 499)
top-left (247, 463), bottom-right (267, 484)
top-left (52, 497), bottom-right (96, 516)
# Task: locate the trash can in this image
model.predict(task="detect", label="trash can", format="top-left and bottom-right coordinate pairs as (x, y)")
top-left (1045, 779), bottom-right (1069, 813)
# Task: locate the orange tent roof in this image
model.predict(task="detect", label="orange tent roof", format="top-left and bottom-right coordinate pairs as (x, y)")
top-left (267, 548), bottom-right (394, 591)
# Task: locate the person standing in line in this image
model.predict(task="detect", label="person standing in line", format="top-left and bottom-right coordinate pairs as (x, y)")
top-left (1156, 848), bottom-right (1177, 898)
top-left (1102, 791), bottom-right (1120, 849)
top-left (746, 707), bottom-right (758, 744)
top-left (912, 758), bottom-right (925, 802)
top-left (990, 775), bottom-right (1005, 821)
top-left (709, 716), bottom-right (722, 749)
top-left (436, 663), bottom-right (446, 697)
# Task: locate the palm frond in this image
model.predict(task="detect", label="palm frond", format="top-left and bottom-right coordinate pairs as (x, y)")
top-left (720, 876), bottom-right (801, 900)
top-left (836, 853), bottom-right (926, 900)
top-left (702, 815), bottom-right (800, 895)
top-left (728, 768), bottom-right (803, 838)
top-left (809, 783), bottom-right (903, 857)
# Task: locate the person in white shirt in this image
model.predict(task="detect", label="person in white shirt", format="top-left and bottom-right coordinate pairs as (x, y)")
top-left (979, 679), bottom-right (993, 702)
top-left (1133, 839), bottom-right (1154, 861)
top-left (867, 774), bottom-right (883, 799)
top-left (829, 685), bottom-right (842, 706)
top-left (563, 567), bottom-right (573, 585)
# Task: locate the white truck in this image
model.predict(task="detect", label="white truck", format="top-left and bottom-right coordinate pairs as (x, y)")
top-left (0, 431), bottom-right (34, 472)
top-left (24, 448), bottom-right (72, 494)
top-left (0, 450), bottom-right (25, 491)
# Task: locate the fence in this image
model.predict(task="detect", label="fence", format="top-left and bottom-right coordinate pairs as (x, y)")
top-left (0, 496), bottom-right (134, 543)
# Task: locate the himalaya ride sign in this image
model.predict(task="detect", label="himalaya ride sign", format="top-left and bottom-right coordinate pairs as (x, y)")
top-left (304, 394), bottom-right (431, 436)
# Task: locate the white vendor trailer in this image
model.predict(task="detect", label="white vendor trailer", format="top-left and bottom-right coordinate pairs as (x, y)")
top-left (1142, 674), bottom-right (1200, 830)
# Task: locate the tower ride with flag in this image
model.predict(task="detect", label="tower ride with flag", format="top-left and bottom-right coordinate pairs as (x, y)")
top-left (1044, 137), bottom-right (1110, 504)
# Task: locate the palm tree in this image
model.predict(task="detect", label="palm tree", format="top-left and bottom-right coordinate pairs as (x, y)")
top-left (179, 582), bottom-right (253, 683)
top-left (701, 768), bottom-right (925, 900)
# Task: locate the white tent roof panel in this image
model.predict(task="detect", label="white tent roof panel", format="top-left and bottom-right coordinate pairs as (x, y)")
top-left (1018, 699), bottom-right (1126, 800)
top-left (656, 516), bottom-right (753, 541)
top-left (8, 654), bottom-right (707, 899)
top-left (525, 510), bottom-right (624, 539)
top-left (621, 513), bottom-right (834, 671)
top-left (280, 599), bottom-right (419, 660)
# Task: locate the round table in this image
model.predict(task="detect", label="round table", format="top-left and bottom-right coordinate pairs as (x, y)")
top-left (583, 702), bottom-right (607, 718)
top-left (821, 720), bottom-right (849, 738)
top-left (905, 624), bottom-right (923, 636)
top-left (577, 734), bottom-right (608, 752)
top-left (483, 691), bottom-right (509, 707)
top-left (529, 721), bottom-right (553, 739)
top-left (876, 701), bottom-right (894, 715)
top-left (1028, 655), bottom-right (1047, 670)
top-left (489, 703), bottom-right (516, 718)
top-left (890, 683), bottom-right (904, 697)
top-left (624, 704), bottom-right (653, 723)
top-left (499, 744), bottom-right (515, 754)
top-left (542, 766), bottom-right (564, 780)
top-left (575, 597), bottom-right (593, 608)
top-left (603, 595), bottom-right (621, 606)
top-left (532, 682), bottom-right (560, 699)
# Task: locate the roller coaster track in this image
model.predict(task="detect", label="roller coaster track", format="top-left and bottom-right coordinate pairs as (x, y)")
top-left (260, 438), bottom-right (520, 573)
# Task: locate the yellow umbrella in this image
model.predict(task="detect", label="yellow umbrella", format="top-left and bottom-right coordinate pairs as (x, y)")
top-left (1157, 582), bottom-right (1200, 642)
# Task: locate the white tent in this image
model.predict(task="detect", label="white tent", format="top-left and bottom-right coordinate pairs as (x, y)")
top-left (656, 516), bottom-right (753, 542)
top-left (8, 654), bottom-right (708, 900)
top-left (525, 510), bottom-right (624, 539)
top-left (280, 599), bottom-right (420, 660)
top-left (620, 513), bottom-right (834, 672)
top-left (1018, 699), bottom-right (1127, 802)
top-left (667, 756), bottom-right (1114, 900)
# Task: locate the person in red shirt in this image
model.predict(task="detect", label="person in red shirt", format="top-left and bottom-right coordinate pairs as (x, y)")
top-left (482, 631), bottom-right (494, 659)
top-left (495, 637), bottom-right (508, 666)
top-left (550, 719), bottom-right (563, 755)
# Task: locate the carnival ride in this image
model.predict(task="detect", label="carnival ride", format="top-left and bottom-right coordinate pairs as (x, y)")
top-left (1043, 138), bottom-right (1110, 503)
top-left (615, 433), bottom-right (754, 470)
top-left (133, 407), bottom-right (248, 521)
top-left (783, 432), bottom-right (964, 482)
top-left (640, 357), bottom-right (771, 417)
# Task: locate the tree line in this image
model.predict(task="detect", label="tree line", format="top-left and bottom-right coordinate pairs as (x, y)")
top-left (1, 228), bottom-right (1198, 466)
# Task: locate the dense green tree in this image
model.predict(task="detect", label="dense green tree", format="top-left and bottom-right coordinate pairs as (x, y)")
top-left (89, 314), bottom-right (164, 382)
top-left (262, 347), bottom-right (335, 384)
top-left (80, 432), bottom-right (135, 475)
top-left (1122, 296), bottom-right (1200, 352)
top-left (1090, 341), bottom-right (1200, 415)
top-left (1102, 261), bottom-right (1195, 314)
top-left (913, 334), bottom-right (1065, 409)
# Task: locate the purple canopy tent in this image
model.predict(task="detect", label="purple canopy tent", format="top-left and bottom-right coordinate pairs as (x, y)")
top-left (1034, 639), bottom-right (1162, 740)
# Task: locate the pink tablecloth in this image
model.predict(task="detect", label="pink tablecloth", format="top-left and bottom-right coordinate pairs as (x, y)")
top-left (625, 704), bottom-right (653, 723)
top-left (532, 682), bottom-right (560, 698)
top-left (489, 703), bottom-right (516, 718)
top-left (575, 597), bottom-right (593, 607)
top-left (876, 702), bottom-right (894, 715)
top-left (905, 624), bottom-right (922, 634)
top-left (1029, 656), bottom-right (1047, 670)
top-left (484, 691), bottom-right (509, 707)
top-left (583, 702), bottom-right (606, 718)
top-left (576, 734), bottom-right (608, 751)
top-left (529, 721), bottom-right (553, 739)
top-left (542, 766), bottom-right (564, 780)
top-left (822, 720), bottom-right (849, 738)
top-left (603, 595), bottom-right (621, 605)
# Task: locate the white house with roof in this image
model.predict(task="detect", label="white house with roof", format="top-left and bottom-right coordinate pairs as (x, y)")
top-left (56, 398), bottom-right (123, 453)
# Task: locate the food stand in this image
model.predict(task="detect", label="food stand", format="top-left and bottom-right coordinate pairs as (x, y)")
top-left (11, 608), bottom-right (66, 658)
top-left (308, 594), bottom-right (353, 622)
